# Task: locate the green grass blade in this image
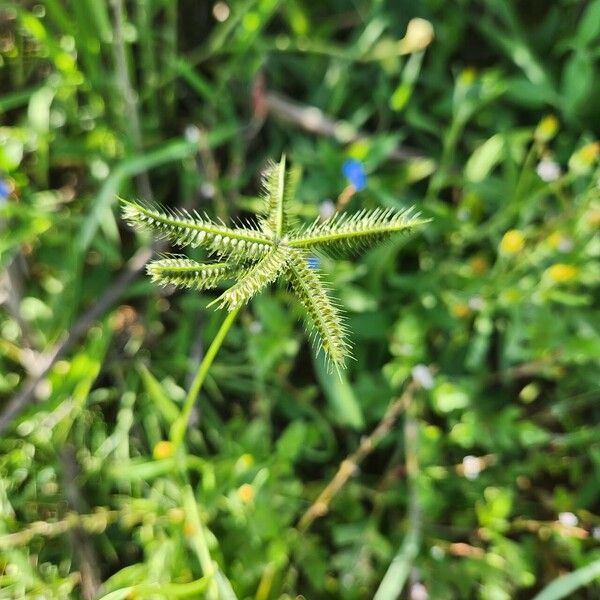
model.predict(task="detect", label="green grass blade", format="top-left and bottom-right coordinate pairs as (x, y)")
top-left (532, 560), bottom-right (600, 600)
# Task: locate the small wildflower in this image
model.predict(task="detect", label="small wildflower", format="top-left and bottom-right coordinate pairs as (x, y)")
top-left (200, 182), bottom-right (215, 198)
top-left (0, 178), bottom-right (11, 203)
top-left (452, 303), bottom-right (471, 318)
top-left (569, 142), bottom-right (599, 174)
top-left (153, 440), bottom-right (174, 460)
top-left (403, 18), bottom-right (434, 52)
top-left (558, 512), bottom-right (578, 527)
top-left (307, 255), bottom-right (320, 270)
top-left (410, 582), bottom-right (429, 600)
top-left (577, 142), bottom-right (599, 164)
top-left (458, 67), bottom-right (477, 86)
top-left (547, 232), bottom-right (573, 253)
top-left (319, 199), bottom-right (336, 220)
top-left (412, 364), bottom-right (434, 389)
top-left (500, 229), bottom-right (525, 254)
top-left (468, 296), bottom-right (484, 311)
top-left (534, 115), bottom-right (559, 143)
top-left (212, 1), bottom-right (230, 22)
top-left (184, 124), bottom-right (201, 143)
top-left (235, 453), bottom-right (255, 472)
top-left (519, 382), bottom-right (540, 403)
top-left (536, 159), bottom-right (561, 182)
top-left (342, 159), bottom-right (367, 192)
top-left (237, 483), bottom-right (255, 504)
top-left (545, 263), bottom-right (578, 283)
top-left (462, 455), bottom-right (481, 480)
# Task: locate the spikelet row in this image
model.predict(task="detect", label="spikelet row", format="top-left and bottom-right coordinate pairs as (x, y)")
top-left (288, 251), bottom-right (350, 371)
top-left (261, 157), bottom-right (301, 238)
top-left (216, 247), bottom-right (291, 310)
top-left (147, 256), bottom-right (244, 291)
top-left (291, 206), bottom-right (427, 255)
top-left (121, 198), bottom-right (272, 260)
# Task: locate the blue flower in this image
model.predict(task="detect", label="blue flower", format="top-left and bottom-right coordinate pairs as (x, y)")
top-left (307, 255), bottom-right (320, 270)
top-left (0, 179), bottom-right (9, 201)
top-left (342, 159), bottom-right (367, 191)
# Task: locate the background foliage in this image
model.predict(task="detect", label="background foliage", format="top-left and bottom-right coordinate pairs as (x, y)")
top-left (1, 0), bottom-right (599, 598)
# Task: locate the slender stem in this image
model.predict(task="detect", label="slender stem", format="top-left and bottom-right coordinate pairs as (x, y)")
top-left (171, 306), bottom-right (241, 448)
top-left (373, 385), bottom-right (422, 600)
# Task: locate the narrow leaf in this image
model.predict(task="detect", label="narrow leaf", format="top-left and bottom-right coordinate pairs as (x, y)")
top-left (136, 363), bottom-right (179, 424)
top-left (532, 559), bottom-right (600, 600)
top-left (313, 352), bottom-right (363, 428)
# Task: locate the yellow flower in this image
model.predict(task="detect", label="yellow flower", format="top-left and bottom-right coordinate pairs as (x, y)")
top-left (237, 483), bottom-right (255, 504)
top-left (569, 142), bottom-right (599, 174)
top-left (500, 230), bottom-right (525, 254)
top-left (534, 115), bottom-right (559, 143)
top-left (578, 142), bottom-right (599, 163)
top-left (546, 232), bottom-right (562, 249)
top-left (545, 263), bottom-right (578, 283)
top-left (239, 453), bottom-right (254, 468)
top-left (153, 440), bottom-right (174, 460)
top-left (452, 303), bottom-right (471, 319)
top-left (459, 67), bottom-right (477, 86)
top-left (234, 453), bottom-right (254, 474)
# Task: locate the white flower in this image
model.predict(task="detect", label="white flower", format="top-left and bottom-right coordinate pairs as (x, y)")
top-left (319, 199), bottom-right (336, 220)
top-left (558, 512), bottom-right (578, 527)
top-left (412, 364), bottom-right (434, 389)
top-left (536, 159), bottom-right (561, 182)
top-left (410, 582), bottom-right (429, 600)
top-left (462, 455), bottom-right (481, 480)
top-left (468, 296), bottom-right (484, 311)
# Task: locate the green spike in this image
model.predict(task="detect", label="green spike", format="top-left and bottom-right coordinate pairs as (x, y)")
top-left (290, 207), bottom-right (430, 255)
top-left (147, 257), bottom-right (246, 291)
top-left (120, 157), bottom-right (429, 370)
top-left (214, 246), bottom-right (291, 310)
top-left (287, 251), bottom-right (350, 371)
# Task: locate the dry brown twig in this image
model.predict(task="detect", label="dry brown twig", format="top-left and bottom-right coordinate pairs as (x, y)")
top-left (298, 377), bottom-right (423, 531)
top-left (264, 91), bottom-right (424, 162)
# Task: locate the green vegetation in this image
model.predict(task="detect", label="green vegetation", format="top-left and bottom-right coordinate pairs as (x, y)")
top-left (1, 1), bottom-right (599, 599)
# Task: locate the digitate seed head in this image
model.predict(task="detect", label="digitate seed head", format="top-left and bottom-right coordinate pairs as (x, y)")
top-left (121, 156), bottom-right (429, 370)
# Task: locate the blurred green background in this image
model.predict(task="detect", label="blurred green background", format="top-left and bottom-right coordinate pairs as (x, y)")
top-left (1, 0), bottom-right (600, 598)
